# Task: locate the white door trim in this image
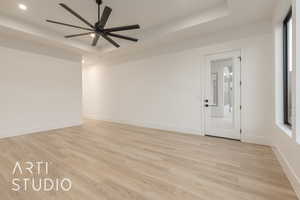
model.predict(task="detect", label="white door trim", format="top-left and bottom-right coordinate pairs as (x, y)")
top-left (204, 50), bottom-right (242, 140)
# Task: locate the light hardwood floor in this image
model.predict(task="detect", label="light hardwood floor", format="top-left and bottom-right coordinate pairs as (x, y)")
top-left (0, 120), bottom-right (298, 200)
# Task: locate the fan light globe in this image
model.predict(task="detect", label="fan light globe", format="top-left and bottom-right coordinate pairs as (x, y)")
top-left (19, 4), bottom-right (27, 10)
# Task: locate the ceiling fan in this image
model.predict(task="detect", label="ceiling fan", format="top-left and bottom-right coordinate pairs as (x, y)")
top-left (46, 0), bottom-right (140, 48)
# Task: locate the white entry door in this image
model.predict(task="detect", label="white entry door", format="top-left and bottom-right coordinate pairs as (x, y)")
top-left (204, 51), bottom-right (241, 140)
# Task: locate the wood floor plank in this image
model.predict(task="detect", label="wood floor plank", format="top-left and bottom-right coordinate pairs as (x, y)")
top-left (0, 119), bottom-right (298, 200)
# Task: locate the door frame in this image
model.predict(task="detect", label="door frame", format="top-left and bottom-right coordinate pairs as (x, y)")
top-left (203, 49), bottom-right (242, 140)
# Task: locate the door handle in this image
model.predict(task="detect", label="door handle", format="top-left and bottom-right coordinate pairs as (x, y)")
top-left (204, 99), bottom-right (213, 107)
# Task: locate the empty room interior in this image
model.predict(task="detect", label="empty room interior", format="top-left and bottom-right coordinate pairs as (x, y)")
top-left (0, 0), bottom-right (300, 199)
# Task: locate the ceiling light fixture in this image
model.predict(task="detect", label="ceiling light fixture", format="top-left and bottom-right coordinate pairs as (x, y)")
top-left (18, 4), bottom-right (27, 11)
top-left (46, 0), bottom-right (140, 48)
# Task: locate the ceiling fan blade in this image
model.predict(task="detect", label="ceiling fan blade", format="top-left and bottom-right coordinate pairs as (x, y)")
top-left (65, 32), bottom-right (94, 38)
top-left (106, 33), bottom-right (138, 42)
top-left (101, 33), bottom-right (120, 48)
top-left (92, 34), bottom-right (100, 46)
top-left (59, 3), bottom-right (94, 29)
top-left (99, 6), bottom-right (112, 28)
top-left (104, 25), bottom-right (140, 32)
top-left (46, 20), bottom-right (94, 31)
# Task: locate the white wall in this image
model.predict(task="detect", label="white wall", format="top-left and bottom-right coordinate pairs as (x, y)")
top-left (83, 33), bottom-right (274, 145)
top-left (272, 0), bottom-right (300, 197)
top-left (0, 46), bottom-right (82, 138)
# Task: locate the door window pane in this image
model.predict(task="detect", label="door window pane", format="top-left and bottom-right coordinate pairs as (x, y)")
top-left (211, 73), bottom-right (218, 106)
top-left (209, 58), bottom-right (234, 129)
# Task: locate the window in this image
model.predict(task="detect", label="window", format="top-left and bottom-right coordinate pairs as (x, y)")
top-left (283, 8), bottom-right (293, 127)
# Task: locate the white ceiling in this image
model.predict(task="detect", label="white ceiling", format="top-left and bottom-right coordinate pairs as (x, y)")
top-left (0, 0), bottom-right (277, 58)
top-left (0, 0), bottom-right (225, 46)
top-left (0, 0), bottom-right (224, 29)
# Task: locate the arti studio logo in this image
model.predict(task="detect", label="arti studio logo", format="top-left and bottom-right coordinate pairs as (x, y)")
top-left (11, 161), bottom-right (72, 192)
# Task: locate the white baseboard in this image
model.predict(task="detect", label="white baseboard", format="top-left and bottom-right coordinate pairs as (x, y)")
top-left (242, 134), bottom-right (270, 146)
top-left (85, 114), bottom-right (274, 146)
top-left (85, 114), bottom-right (203, 136)
top-left (272, 146), bottom-right (300, 199)
top-left (0, 120), bottom-right (82, 139)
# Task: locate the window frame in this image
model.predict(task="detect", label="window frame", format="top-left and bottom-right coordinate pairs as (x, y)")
top-left (283, 7), bottom-right (293, 127)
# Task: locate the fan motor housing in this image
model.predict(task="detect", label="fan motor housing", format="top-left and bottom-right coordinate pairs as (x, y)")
top-left (95, 22), bottom-right (102, 32)
top-left (96, 0), bottom-right (102, 5)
